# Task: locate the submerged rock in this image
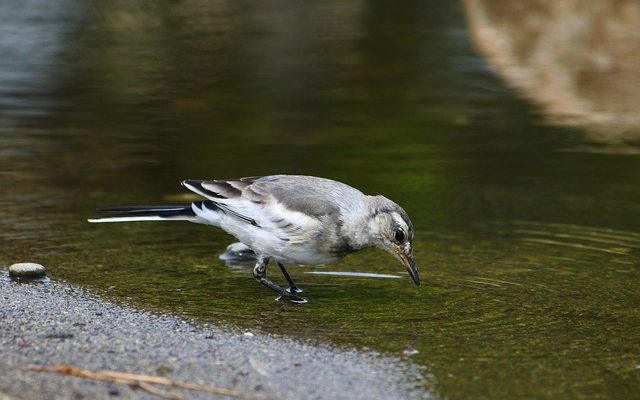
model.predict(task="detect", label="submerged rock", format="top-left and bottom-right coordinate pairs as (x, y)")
top-left (218, 242), bottom-right (257, 262)
top-left (9, 263), bottom-right (46, 278)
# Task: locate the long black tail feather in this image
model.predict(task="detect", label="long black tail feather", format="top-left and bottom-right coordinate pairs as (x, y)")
top-left (89, 201), bottom-right (221, 222)
top-left (97, 205), bottom-right (196, 218)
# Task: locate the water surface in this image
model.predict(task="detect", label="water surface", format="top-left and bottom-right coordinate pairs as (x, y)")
top-left (1, 1), bottom-right (639, 399)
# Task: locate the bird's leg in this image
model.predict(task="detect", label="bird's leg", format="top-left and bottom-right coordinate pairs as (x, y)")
top-left (278, 263), bottom-right (303, 295)
top-left (252, 256), bottom-right (307, 303)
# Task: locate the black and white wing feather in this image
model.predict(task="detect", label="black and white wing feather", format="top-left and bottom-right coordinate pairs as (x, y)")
top-left (182, 177), bottom-right (324, 244)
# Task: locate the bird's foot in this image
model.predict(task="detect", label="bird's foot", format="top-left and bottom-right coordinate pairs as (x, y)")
top-left (276, 292), bottom-right (308, 304)
top-left (285, 286), bottom-right (303, 295)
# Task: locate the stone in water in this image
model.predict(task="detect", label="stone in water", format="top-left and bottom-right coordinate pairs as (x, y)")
top-left (219, 242), bottom-right (257, 262)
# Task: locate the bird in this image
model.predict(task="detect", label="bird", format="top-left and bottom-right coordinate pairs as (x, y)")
top-left (88, 175), bottom-right (420, 303)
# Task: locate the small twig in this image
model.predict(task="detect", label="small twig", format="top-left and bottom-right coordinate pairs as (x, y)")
top-left (24, 364), bottom-right (266, 400)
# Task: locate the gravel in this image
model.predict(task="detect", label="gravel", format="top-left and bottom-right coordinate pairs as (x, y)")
top-left (0, 270), bottom-right (432, 400)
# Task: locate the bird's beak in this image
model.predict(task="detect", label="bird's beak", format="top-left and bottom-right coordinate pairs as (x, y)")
top-left (395, 244), bottom-right (420, 286)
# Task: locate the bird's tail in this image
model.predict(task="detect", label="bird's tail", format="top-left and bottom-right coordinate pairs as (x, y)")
top-left (88, 201), bottom-right (216, 224)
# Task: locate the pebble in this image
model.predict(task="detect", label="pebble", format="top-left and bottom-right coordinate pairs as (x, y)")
top-left (218, 242), bottom-right (257, 262)
top-left (8, 263), bottom-right (46, 278)
top-left (403, 347), bottom-right (420, 357)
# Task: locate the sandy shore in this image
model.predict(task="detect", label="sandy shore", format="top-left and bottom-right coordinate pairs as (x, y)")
top-left (0, 271), bottom-right (431, 400)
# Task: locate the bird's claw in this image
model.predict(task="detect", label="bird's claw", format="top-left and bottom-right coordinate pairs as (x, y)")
top-left (285, 286), bottom-right (303, 295)
top-left (276, 293), bottom-right (308, 304)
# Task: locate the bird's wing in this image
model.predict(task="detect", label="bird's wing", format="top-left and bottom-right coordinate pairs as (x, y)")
top-left (183, 177), bottom-right (260, 225)
top-left (183, 176), bottom-right (339, 242)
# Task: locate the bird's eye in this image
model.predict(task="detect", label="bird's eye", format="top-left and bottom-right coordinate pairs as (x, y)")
top-left (394, 229), bottom-right (405, 243)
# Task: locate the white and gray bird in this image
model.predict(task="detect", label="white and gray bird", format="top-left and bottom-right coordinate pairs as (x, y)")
top-left (89, 175), bottom-right (420, 303)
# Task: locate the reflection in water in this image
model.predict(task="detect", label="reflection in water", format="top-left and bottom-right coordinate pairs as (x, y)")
top-left (0, 0), bottom-right (81, 121)
top-left (304, 271), bottom-right (403, 279)
top-left (1, 1), bottom-right (639, 399)
top-left (463, 0), bottom-right (640, 147)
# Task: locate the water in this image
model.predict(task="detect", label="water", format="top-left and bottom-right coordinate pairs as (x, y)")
top-left (1, 1), bottom-right (639, 399)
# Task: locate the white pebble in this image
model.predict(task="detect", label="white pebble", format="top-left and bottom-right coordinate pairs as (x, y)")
top-left (243, 331), bottom-right (255, 337)
top-left (9, 263), bottom-right (46, 278)
top-left (403, 347), bottom-right (420, 356)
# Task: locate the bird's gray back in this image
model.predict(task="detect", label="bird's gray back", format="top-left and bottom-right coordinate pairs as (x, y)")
top-left (250, 175), bottom-right (365, 218)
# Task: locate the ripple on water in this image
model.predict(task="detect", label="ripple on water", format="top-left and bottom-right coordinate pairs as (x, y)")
top-left (513, 220), bottom-right (639, 258)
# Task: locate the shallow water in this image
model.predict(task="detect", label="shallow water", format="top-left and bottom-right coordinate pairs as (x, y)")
top-left (1, 1), bottom-right (639, 399)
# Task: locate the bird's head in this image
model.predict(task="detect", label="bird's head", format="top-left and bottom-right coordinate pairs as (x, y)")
top-left (367, 196), bottom-right (420, 286)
